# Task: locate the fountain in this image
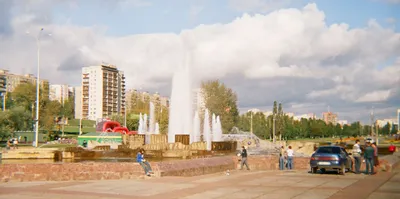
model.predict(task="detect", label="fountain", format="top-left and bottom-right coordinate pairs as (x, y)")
top-left (138, 113), bottom-right (144, 134)
top-left (149, 102), bottom-right (155, 134)
top-left (192, 111), bottom-right (200, 143)
top-left (143, 114), bottom-right (148, 133)
top-left (203, 109), bottom-right (212, 150)
top-left (154, 123), bottom-right (160, 134)
top-left (213, 116), bottom-right (223, 142)
top-left (212, 113), bottom-right (216, 137)
top-left (167, 55), bottom-right (193, 143)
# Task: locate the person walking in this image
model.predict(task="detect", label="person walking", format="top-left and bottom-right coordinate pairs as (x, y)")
top-left (286, 146), bottom-right (294, 170)
top-left (279, 146), bottom-right (286, 170)
top-left (352, 139), bottom-right (362, 174)
top-left (240, 146), bottom-right (250, 170)
top-left (364, 142), bottom-right (375, 175)
top-left (371, 142), bottom-right (379, 167)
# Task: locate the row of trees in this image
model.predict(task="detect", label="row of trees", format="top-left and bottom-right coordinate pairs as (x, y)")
top-left (0, 83), bottom-right (74, 140)
top-left (236, 101), bottom-right (398, 140)
top-left (1, 79), bottom-right (396, 141)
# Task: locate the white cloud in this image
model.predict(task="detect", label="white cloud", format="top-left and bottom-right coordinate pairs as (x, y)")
top-left (1, 2), bottom-right (399, 122)
top-left (356, 90), bottom-right (392, 102)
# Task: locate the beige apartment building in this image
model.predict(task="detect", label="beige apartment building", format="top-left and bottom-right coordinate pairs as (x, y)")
top-left (75, 64), bottom-right (126, 120)
top-left (0, 69), bottom-right (49, 92)
top-left (322, 112), bottom-right (338, 124)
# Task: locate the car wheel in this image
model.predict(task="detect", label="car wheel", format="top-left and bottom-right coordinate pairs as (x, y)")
top-left (311, 167), bottom-right (317, 174)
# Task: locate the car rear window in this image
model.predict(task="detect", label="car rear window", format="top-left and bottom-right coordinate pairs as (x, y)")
top-left (316, 147), bottom-right (341, 154)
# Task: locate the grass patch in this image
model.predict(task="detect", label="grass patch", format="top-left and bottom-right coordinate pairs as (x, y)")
top-left (68, 119), bottom-right (96, 126)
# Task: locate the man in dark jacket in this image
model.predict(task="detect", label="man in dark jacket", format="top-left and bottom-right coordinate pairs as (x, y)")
top-left (364, 142), bottom-right (375, 175)
top-left (240, 146), bottom-right (250, 170)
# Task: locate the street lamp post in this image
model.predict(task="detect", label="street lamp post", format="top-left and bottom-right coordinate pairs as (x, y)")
top-left (272, 113), bottom-right (276, 143)
top-left (34, 28), bottom-right (45, 147)
top-left (28, 28), bottom-right (45, 147)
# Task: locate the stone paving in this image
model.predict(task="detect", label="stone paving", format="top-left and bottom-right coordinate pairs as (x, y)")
top-left (0, 170), bottom-right (399, 199)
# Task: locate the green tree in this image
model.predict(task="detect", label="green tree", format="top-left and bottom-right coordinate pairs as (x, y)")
top-left (61, 97), bottom-right (74, 119)
top-left (158, 106), bottom-right (169, 134)
top-left (201, 80), bottom-right (239, 133)
top-left (381, 122), bottom-right (391, 135)
top-left (276, 103), bottom-right (284, 140)
top-left (0, 112), bottom-right (12, 140)
top-left (40, 100), bottom-right (62, 135)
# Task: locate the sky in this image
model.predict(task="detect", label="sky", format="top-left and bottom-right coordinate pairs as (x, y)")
top-left (0, 0), bottom-right (399, 123)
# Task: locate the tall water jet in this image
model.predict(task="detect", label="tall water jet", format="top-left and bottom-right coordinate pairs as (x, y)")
top-left (192, 111), bottom-right (200, 143)
top-left (154, 123), bottom-right (160, 134)
top-left (168, 54), bottom-right (193, 143)
top-left (138, 113), bottom-right (144, 134)
top-left (213, 116), bottom-right (223, 141)
top-left (143, 114), bottom-right (148, 133)
top-left (149, 102), bottom-right (155, 134)
top-left (211, 113), bottom-right (216, 135)
top-left (203, 109), bottom-right (211, 150)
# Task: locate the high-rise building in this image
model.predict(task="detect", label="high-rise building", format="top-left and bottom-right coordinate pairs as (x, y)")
top-left (74, 86), bottom-right (82, 119)
top-left (322, 112), bottom-right (338, 124)
top-left (0, 69), bottom-right (48, 92)
top-left (397, 109), bottom-right (400, 132)
top-left (78, 64), bottom-right (126, 120)
top-left (49, 84), bottom-right (70, 104)
top-left (0, 73), bottom-right (6, 94)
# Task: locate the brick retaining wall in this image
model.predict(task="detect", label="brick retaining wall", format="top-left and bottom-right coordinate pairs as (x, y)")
top-left (1, 155), bottom-right (397, 182)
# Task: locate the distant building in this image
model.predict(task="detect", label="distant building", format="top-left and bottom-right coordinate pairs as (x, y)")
top-left (0, 73), bottom-right (6, 94)
top-left (293, 113), bottom-right (316, 121)
top-left (49, 84), bottom-right (70, 104)
top-left (285, 112), bottom-right (294, 117)
top-left (0, 69), bottom-right (48, 92)
top-left (338, 120), bottom-right (348, 127)
top-left (247, 108), bottom-right (261, 113)
top-left (322, 112), bottom-right (338, 124)
top-left (74, 86), bottom-right (82, 119)
top-left (398, 109), bottom-right (400, 132)
top-left (125, 89), bottom-right (170, 113)
top-left (78, 64), bottom-right (126, 120)
top-left (263, 111), bottom-right (273, 116)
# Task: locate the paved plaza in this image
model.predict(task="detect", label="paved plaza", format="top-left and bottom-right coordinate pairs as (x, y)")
top-left (0, 170), bottom-right (399, 199)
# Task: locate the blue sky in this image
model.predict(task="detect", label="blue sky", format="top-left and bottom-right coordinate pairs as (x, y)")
top-left (51, 0), bottom-right (400, 36)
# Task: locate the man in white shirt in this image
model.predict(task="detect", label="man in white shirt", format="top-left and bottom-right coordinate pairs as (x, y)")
top-left (286, 146), bottom-right (294, 170)
top-left (352, 139), bottom-right (362, 174)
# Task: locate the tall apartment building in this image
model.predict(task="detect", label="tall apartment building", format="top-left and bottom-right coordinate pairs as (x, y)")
top-left (322, 112), bottom-right (338, 124)
top-left (49, 84), bottom-right (70, 104)
top-left (74, 86), bottom-right (82, 119)
top-left (78, 64), bottom-right (126, 120)
top-left (0, 73), bottom-right (6, 94)
top-left (0, 69), bottom-right (48, 92)
top-left (397, 109), bottom-right (400, 132)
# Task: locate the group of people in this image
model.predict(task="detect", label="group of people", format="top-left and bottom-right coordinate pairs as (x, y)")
top-left (6, 138), bottom-right (18, 150)
top-left (279, 146), bottom-right (294, 170)
top-left (352, 139), bottom-right (379, 175)
top-left (237, 145), bottom-right (295, 171)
